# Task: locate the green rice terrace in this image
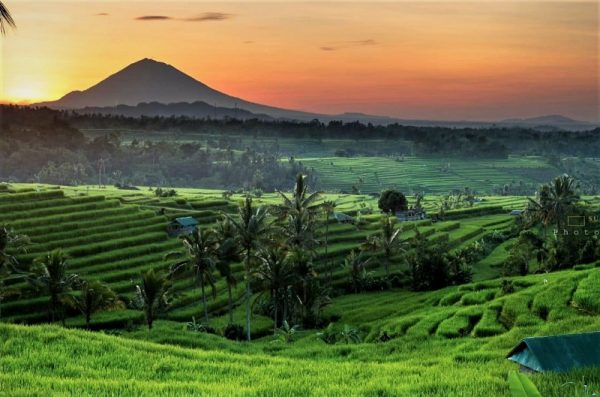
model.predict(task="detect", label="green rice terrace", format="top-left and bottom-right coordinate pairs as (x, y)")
top-left (300, 155), bottom-right (561, 194)
top-left (0, 182), bottom-right (599, 396)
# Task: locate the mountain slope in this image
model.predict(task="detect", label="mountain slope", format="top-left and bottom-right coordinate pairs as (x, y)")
top-left (37, 58), bottom-right (319, 120)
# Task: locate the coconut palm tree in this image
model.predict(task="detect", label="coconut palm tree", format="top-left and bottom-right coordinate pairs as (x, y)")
top-left (320, 200), bottom-right (336, 282)
top-left (362, 215), bottom-right (405, 278)
top-left (0, 1), bottom-right (16, 36)
top-left (134, 269), bottom-right (173, 330)
top-left (226, 196), bottom-right (269, 341)
top-left (0, 226), bottom-right (28, 319)
top-left (64, 280), bottom-right (121, 329)
top-left (547, 174), bottom-right (580, 233)
top-left (167, 228), bottom-right (218, 325)
top-left (30, 249), bottom-right (80, 325)
top-left (344, 250), bottom-right (372, 293)
top-left (277, 173), bottom-right (321, 217)
top-left (255, 245), bottom-right (295, 334)
top-left (286, 247), bottom-right (316, 322)
top-left (214, 217), bottom-right (240, 324)
top-left (526, 184), bottom-right (553, 239)
top-left (280, 210), bottom-right (319, 251)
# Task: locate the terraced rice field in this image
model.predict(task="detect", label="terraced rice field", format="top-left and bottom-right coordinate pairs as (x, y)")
top-left (300, 156), bottom-right (560, 193)
top-left (1, 184), bottom-right (599, 396)
top-left (0, 184), bottom-right (580, 330)
top-left (2, 266), bottom-right (599, 396)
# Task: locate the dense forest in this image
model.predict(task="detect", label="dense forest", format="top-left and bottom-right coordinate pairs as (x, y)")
top-left (69, 111), bottom-right (600, 158)
top-left (1, 105), bottom-right (600, 191)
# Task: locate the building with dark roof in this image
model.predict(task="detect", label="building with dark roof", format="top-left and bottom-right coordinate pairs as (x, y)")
top-left (507, 332), bottom-right (600, 373)
top-left (167, 217), bottom-right (199, 237)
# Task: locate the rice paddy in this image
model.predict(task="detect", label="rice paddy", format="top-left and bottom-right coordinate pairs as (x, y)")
top-left (0, 183), bottom-right (599, 396)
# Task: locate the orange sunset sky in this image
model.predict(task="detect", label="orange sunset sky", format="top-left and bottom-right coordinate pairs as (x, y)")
top-left (0, 0), bottom-right (598, 121)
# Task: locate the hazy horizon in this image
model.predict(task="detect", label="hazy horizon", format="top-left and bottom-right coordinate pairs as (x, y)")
top-left (1, 1), bottom-right (598, 122)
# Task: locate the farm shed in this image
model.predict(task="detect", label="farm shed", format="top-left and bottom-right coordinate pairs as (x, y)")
top-left (510, 210), bottom-right (524, 216)
top-left (396, 209), bottom-right (427, 222)
top-left (167, 217), bottom-right (199, 237)
top-left (334, 212), bottom-right (354, 224)
top-left (507, 332), bottom-right (600, 373)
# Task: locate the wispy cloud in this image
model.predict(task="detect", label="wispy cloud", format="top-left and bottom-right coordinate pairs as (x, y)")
top-left (135, 12), bottom-right (233, 22)
top-left (95, 13), bottom-right (109, 17)
top-left (320, 39), bottom-right (378, 51)
top-left (184, 12), bottom-right (232, 22)
top-left (135, 15), bottom-right (172, 21)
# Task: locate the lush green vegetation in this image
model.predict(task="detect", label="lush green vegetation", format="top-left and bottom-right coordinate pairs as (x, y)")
top-left (0, 170), bottom-right (599, 396)
top-left (3, 105), bottom-right (600, 193)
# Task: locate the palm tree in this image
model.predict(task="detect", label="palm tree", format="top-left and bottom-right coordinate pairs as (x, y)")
top-left (214, 217), bottom-right (240, 324)
top-left (277, 173), bottom-right (321, 217)
top-left (0, 226), bottom-right (28, 319)
top-left (255, 245), bottom-right (294, 334)
top-left (526, 184), bottom-right (553, 239)
top-left (547, 175), bottom-right (580, 233)
top-left (0, 1), bottom-right (16, 36)
top-left (30, 249), bottom-right (80, 325)
top-left (320, 201), bottom-right (336, 282)
top-left (226, 196), bottom-right (269, 341)
top-left (167, 228), bottom-right (218, 325)
top-left (286, 247), bottom-right (316, 322)
top-left (280, 210), bottom-right (319, 251)
top-left (64, 280), bottom-right (121, 329)
top-left (133, 269), bottom-right (173, 330)
top-left (344, 250), bottom-right (371, 293)
top-left (362, 215), bottom-right (405, 278)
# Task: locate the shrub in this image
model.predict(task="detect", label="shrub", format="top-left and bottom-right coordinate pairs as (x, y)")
top-left (317, 323), bottom-right (337, 345)
top-left (223, 323), bottom-right (245, 341)
top-left (186, 317), bottom-right (216, 334)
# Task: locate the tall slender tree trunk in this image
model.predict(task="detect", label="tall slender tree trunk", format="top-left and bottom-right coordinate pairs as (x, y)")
top-left (146, 307), bottom-right (153, 330)
top-left (273, 289), bottom-right (278, 335)
top-left (283, 288), bottom-right (288, 324)
top-left (200, 277), bottom-right (208, 324)
top-left (384, 248), bottom-right (390, 278)
top-left (227, 283), bottom-right (233, 324)
top-left (245, 248), bottom-right (252, 341)
top-left (325, 214), bottom-right (331, 283)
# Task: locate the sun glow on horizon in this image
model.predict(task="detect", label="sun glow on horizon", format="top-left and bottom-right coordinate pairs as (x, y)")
top-left (0, 1), bottom-right (598, 121)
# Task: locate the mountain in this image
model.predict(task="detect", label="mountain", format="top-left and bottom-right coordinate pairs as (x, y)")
top-left (37, 58), bottom-right (319, 120)
top-left (75, 101), bottom-right (273, 120)
top-left (37, 58), bottom-right (598, 131)
top-left (499, 115), bottom-right (597, 131)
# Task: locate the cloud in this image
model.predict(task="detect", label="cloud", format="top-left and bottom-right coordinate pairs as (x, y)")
top-left (135, 12), bottom-right (232, 22)
top-left (184, 12), bottom-right (232, 22)
top-left (320, 39), bottom-right (378, 51)
top-left (354, 39), bottom-right (377, 46)
top-left (95, 13), bottom-right (109, 17)
top-left (135, 15), bottom-right (172, 21)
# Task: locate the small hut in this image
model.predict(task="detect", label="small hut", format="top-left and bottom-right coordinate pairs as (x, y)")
top-left (396, 209), bottom-right (427, 222)
top-left (167, 217), bottom-right (199, 237)
top-left (334, 212), bottom-right (355, 224)
top-left (507, 332), bottom-right (600, 373)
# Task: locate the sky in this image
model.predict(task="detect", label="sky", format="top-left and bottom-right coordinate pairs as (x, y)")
top-left (0, 1), bottom-right (598, 122)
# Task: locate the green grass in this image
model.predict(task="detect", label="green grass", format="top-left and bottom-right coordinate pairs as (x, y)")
top-left (1, 184), bottom-right (600, 396)
top-left (299, 155), bottom-right (559, 194)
